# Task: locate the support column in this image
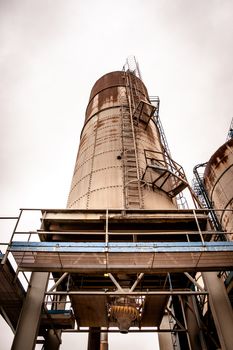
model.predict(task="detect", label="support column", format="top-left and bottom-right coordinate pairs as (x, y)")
top-left (44, 329), bottom-right (61, 350)
top-left (11, 272), bottom-right (49, 350)
top-left (185, 296), bottom-right (207, 350)
top-left (172, 296), bottom-right (190, 350)
top-left (100, 328), bottom-right (108, 350)
top-left (88, 327), bottom-right (100, 350)
top-left (158, 312), bottom-right (173, 350)
top-left (203, 272), bottom-right (233, 350)
top-left (43, 290), bottom-right (67, 350)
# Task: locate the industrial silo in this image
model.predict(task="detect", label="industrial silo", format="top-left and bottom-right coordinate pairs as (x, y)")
top-left (204, 138), bottom-right (233, 239)
top-left (7, 62), bottom-right (233, 350)
top-left (67, 70), bottom-right (188, 210)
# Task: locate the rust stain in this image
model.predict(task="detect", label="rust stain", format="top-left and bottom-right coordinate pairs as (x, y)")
top-left (85, 71), bottom-right (150, 123)
top-left (204, 138), bottom-right (233, 183)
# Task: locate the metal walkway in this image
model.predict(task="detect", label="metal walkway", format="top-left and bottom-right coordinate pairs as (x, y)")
top-left (9, 241), bottom-right (233, 273)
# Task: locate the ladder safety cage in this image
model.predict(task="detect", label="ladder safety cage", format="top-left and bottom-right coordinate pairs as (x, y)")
top-left (192, 163), bottom-right (226, 240)
top-left (121, 67), bottom-right (143, 209)
top-left (149, 96), bottom-right (189, 208)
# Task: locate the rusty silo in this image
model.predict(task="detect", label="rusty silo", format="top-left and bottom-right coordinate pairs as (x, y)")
top-left (204, 138), bottom-right (233, 238)
top-left (67, 70), bottom-right (188, 210)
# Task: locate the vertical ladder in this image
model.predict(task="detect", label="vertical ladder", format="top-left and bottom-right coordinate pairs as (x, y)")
top-left (127, 72), bottom-right (141, 113)
top-left (120, 71), bottom-right (143, 209)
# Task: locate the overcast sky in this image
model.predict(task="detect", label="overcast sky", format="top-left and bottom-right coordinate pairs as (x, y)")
top-left (0, 0), bottom-right (233, 349)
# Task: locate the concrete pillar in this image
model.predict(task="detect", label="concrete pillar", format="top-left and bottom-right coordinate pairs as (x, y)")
top-left (11, 272), bottom-right (49, 350)
top-left (203, 272), bottom-right (233, 350)
top-left (44, 329), bottom-right (61, 350)
top-left (88, 327), bottom-right (100, 350)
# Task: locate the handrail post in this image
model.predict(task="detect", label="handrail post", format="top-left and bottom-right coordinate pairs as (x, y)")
top-left (1, 209), bottom-right (23, 265)
top-left (193, 209), bottom-right (205, 245)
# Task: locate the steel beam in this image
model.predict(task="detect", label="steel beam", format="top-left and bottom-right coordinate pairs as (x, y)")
top-left (48, 272), bottom-right (68, 292)
top-left (45, 291), bottom-right (208, 296)
top-left (11, 272), bottom-right (49, 350)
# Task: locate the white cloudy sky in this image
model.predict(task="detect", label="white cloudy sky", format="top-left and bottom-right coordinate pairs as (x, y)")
top-left (0, 0), bottom-right (233, 349)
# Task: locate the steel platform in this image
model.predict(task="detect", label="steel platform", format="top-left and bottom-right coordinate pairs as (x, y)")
top-left (9, 241), bottom-right (233, 273)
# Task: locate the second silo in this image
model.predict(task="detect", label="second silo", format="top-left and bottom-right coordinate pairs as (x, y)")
top-left (204, 138), bottom-right (233, 238)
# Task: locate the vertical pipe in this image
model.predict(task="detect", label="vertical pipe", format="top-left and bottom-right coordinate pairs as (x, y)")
top-left (172, 295), bottom-right (189, 350)
top-left (190, 296), bottom-right (207, 350)
top-left (100, 328), bottom-right (108, 350)
top-left (179, 296), bottom-right (192, 350)
top-left (185, 296), bottom-right (207, 350)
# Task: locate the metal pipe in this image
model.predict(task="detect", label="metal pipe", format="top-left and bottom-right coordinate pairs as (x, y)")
top-left (108, 273), bottom-right (124, 292)
top-left (45, 291), bottom-right (208, 296)
top-left (129, 273), bottom-right (144, 292)
top-left (62, 328), bottom-right (187, 333)
top-left (184, 272), bottom-right (206, 292)
top-left (48, 273), bottom-right (69, 292)
top-left (179, 295), bottom-right (192, 350)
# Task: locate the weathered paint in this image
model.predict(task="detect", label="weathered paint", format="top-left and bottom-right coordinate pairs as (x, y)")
top-left (204, 138), bottom-right (233, 238)
top-left (67, 71), bottom-right (177, 210)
